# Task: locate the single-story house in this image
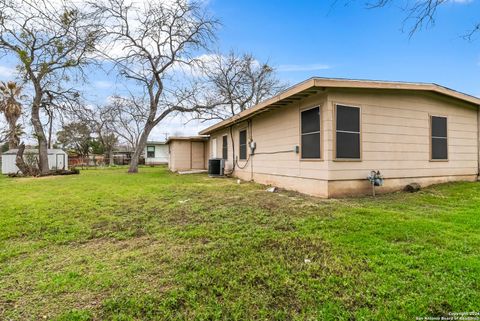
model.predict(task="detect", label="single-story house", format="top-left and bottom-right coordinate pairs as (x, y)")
top-left (2, 148), bottom-right (68, 174)
top-left (166, 136), bottom-right (208, 172)
top-left (144, 141), bottom-right (169, 165)
top-left (194, 77), bottom-right (480, 198)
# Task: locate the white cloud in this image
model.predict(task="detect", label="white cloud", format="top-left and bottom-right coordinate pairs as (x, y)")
top-left (0, 65), bottom-right (16, 79)
top-left (94, 80), bottom-right (114, 89)
top-left (149, 116), bottom-right (213, 140)
top-left (94, 0), bottom-right (213, 61)
top-left (277, 63), bottom-right (330, 72)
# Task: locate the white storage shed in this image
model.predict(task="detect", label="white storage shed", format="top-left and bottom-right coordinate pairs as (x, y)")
top-left (1, 148), bottom-right (68, 174)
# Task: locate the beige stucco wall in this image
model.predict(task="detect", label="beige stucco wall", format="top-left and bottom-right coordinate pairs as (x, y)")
top-left (326, 89), bottom-right (478, 180)
top-left (207, 89), bottom-right (479, 197)
top-left (168, 140), bottom-right (206, 172)
top-left (329, 175), bottom-right (478, 198)
top-left (209, 92), bottom-right (330, 196)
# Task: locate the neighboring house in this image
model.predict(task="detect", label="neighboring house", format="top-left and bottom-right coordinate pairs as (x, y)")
top-left (112, 145), bottom-right (135, 165)
top-left (144, 141), bottom-right (169, 165)
top-left (195, 77), bottom-right (480, 198)
top-left (1, 149), bottom-right (68, 174)
top-left (166, 136), bottom-right (208, 172)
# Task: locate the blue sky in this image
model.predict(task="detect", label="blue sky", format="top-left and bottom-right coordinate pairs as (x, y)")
top-left (208, 0), bottom-right (480, 94)
top-left (1, 0), bottom-right (480, 140)
top-left (186, 0), bottom-right (480, 137)
top-left (134, 0), bottom-right (480, 138)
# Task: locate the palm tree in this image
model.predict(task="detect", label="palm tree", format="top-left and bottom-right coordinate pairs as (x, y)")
top-left (0, 81), bottom-right (23, 149)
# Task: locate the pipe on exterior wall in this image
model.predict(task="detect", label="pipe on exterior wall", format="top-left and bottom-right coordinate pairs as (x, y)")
top-left (249, 119), bottom-right (253, 181)
top-left (229, 114), bottom-right (300, 180)
top-left (229, 125), bottom-right (236, 172)
top-left (477, 105), bottom-right (480, 179)
top-left (234, 120), bottom-right (253, 170)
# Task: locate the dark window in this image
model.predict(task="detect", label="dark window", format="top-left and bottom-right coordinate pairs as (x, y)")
top-left (222, 135), bottom-right (228, 160)
top-left (147, 146), bottom-right (155, 158)
top-left (239, 130), bottom-right (247, 160)
top-left (431, 116), bottom-right (448, 160)
top-left (301, 107), bottom-right (321, 158)
top-left (336, 105), bottom-right (361, 159)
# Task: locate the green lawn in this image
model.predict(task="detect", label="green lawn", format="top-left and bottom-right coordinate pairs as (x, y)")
top-left (0, 167), bottom-right (479, 320)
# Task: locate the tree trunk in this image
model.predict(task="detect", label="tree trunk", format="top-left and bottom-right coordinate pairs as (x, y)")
top-left (47, 112), bottom-right (53, 149)
top-left (127, 124), bottom-right (153, 173)
top-left (108, 148), bottom-right (114, 166)
top-left (8, 121), bottom-right (18, 150)
top-left (31, 95), bottom-right (49, 174)
top-left (15, 143), bottom-right (31, 176)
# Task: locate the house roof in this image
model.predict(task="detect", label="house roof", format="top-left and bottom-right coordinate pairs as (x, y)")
top-left (146, 140), bottom-right (166, 145)
top-left (113, 145), bottom-right (134, 153)
top-left (199, 77), bottom-right (480, 135)
top-left (3, 148), bottom-right (66, 155)
top-left (165, 136), bottom-right (209, 144)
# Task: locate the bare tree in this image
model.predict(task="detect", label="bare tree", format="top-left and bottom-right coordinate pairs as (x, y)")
top-left (106, 96), bottom-right (146, 151)
top-left (363, 0), bottom-right (478, 37)
top-left (93, 0), bottom-right (218, 173)
top-left (72, 104), bottom-right (118, 166)
top-left (0, 0), bottom-right (101, 174)
top-left (196, 51), bottom-right (287, 121)
top-left (100, 133), bottom-right (118, 166)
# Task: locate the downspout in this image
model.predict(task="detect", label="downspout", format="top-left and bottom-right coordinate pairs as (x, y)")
top-left (229, 126), bottom-right (236, 172)
top-left (249, 119), bottom-right (254, 181)
top-left (477, 105), bottom-right (480, 180)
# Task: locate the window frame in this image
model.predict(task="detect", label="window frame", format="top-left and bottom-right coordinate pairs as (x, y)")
top-left (333, 103), bottom-right (362, 162)
top-left (239, 128), bottom-right (248, 160)
top-left (222, 135), bottom-right (228, 160)
top-left (430, 114), bottom-right (449, 162)
top-left (146, 145), bottom-right (155, 158)
top-left (299, 105), bottom-right (323, 161)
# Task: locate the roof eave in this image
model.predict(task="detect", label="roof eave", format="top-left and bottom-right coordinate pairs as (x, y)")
top-left (165, 136), bottom-right (209, 144)
top-left (199, 78), bottom-right (319, 135)
top-left (198, 78), bottom-right (480, 135)
top-left (313, 78), bottom-right (480, 105)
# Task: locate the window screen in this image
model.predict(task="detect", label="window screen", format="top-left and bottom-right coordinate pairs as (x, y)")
top-left (301, 107), bottom-right (321, 158)
top-left (222, 135), bottom-right (228, 160)
top-left (147, 146), bottom-right (155, 158)
top-left (239, 130), bottom-right (247, 160)
top-left (336, 105), bottom-right (361, 159)
top-left (431, 116), bottom-right (448, 160)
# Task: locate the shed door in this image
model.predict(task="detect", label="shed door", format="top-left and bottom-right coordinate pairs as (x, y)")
top-left (191, 142), bottom-right (205, 169)
top-left (56, 154), bottom-right (65, 170)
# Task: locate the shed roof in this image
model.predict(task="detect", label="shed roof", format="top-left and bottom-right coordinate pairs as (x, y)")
top-left (3, 148), bottom-right (66, 155)
top-left (165, 136), bottom-right (208, 144)
top-left (199, 77), bottom-right (480, 135)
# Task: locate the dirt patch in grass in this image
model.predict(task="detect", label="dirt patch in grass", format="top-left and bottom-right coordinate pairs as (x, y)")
top-left (1, 236), bottom-right (188, 320)
top-left (10, 175), bottom-right (68, 182)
